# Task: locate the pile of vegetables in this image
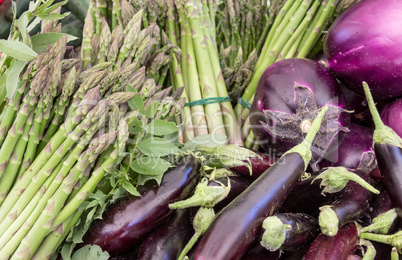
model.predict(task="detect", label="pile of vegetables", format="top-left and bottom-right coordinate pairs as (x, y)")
top-left (1, 0), bottom-right (402, 259)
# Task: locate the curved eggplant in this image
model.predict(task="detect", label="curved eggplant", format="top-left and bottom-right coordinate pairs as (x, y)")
top-left (83, 158), bottom-right (201, 255)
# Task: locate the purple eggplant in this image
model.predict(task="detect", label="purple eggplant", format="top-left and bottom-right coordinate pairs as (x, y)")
top-left (82, 158), bottom-right (201, 255)
top-left (381, 98), bottom-right (402, 138)
top-left (230, 150), bottom-right (275, 179)
top-left (323, 0), bottom-right (402, 100)
top-left (250, 58), bottom-right (350, 166)
top-left (318, 168), bottom-right (374, 236)
top-left (242, 243), bottom-right (280, 260)
top-left (278, 173), bottom-right (341, 217)
top-left (260, 213), bottom-right (319, 252)
top-left (302, 222), bottom-right (360, 260)
top-left (362, 83), bottom-right (402, 219)
top-left (194, 107), bottom-right (328, 260)
top-left (137, 209), bottom-right (193, 260)
top-left (319, 123), bottom-right (374, 170)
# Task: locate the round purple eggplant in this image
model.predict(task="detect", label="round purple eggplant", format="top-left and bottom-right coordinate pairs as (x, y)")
top-left (82, 158), bottom-right (201, 255)
top-left (250, 58), bottom-right (350, 165)
top-left (381, 98), bottom-right (402, 138)
top-left (323, 0), bottom-right (402, 99)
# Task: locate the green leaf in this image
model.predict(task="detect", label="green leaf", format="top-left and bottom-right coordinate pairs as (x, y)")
top-left (31, 33), bottom-right (79, 53)
top-left (6, 60), bottom-right (27, 99)
top-left (138, 137), bottom-right (180, 157)
top-left (18, 13), bottom-right (30, 44)
top-left (145, 102), bottom-right (160, 118)
top-left (122, 181), bottom-right (140, 196)
top-left (37, 12), bottom-right (70, 21)
top-left (0, 40), bottom-right (37, 61)
top-left (128, 117), bottom-right (143, 135)
top-left (128, 94), bottom-right (144, 114)
top-left (72, 245), bottom-right (109, 260)
top-left (0, 70), bottom-right (8, 92)
top-left (182, 134), bottom-right (228, 152)
top-left (137, 173), bottom-right (165, 186)
top-left (145, 120), bottom-right (179, 136)
top-left (131, 156), bottom-right (172, 176)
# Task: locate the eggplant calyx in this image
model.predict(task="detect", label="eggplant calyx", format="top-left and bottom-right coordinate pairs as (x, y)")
top-left (284, 106), bottom-right (329, 169)
top-left (319, 205), bottom-right (339, 237)
top-left (313, 166), bottom-right (379, 195)
top-left (168, 178), bottom-right (230, 209)
top-left (361, 209), bottom-right (398, 234)
top-left (261, 85), bottom-right (349, 161)
top-left (260, 216), bottom-right (289, 251)
top-left (363, 82), bottom-right (402, 148)
top-left (360, 230), bottom-right (402, 254)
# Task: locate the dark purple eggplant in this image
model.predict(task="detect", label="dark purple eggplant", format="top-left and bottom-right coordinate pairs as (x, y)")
top-left (242, 243), bottom-right (280, 260)
top-left (82, 158), bottom-right (201, 255)
top-left (319, 123), bottom-right (374, 170)
top-left (260, 213), bottom-right (319, 252)
top-left (194, 107), bottom-right (328, 260)
top-left (278, 173), bottom-right (341, 217)
top-left (169, 175), bottom-right (254, 212)
top-left (318, 168), bottom-right (374, 236)
top-left (381, 98), bottom-right (402, 138)
top-left (302, 222), bottom-right (360, 260)
top-left (250, 58), bottom-right (350, 164)
top-left (230, 150), bottom-right (275, 179)
top-left (362, 82), bottom-right (402, 219)
top-left (137, 209), bottom-right (193, 260)
top-left (372, 191), bottom-right (394, 219)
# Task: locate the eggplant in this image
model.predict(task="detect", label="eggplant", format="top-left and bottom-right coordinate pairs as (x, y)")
top-left (260, 213), bottom-right (319, 252)
top-left (381, 98), bottom-right (402, 138)
top-left (137, 209), bottom-right (193, 260)
top-left (194, 107), bottom-right (328, 260)
top-left (302, 222), bottom-right (360, 260)
top-left (250, 58), bottom-right (350, 165)
top-left (362, 83), bottom-right (402, 218)
top-left (82, 158), bottom-right (201, 255)
top-left (242, 243), bottom-right (280, 260)
top-left (323, 0), bottom-right (402, 99)
top-left (318, 168), bottom-right (374, 236)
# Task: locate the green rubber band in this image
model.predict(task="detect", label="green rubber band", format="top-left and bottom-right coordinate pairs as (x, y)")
top-left (185, 96), bottom-right (230, 106)
top-left (237, 98), bottom-right (252, 110)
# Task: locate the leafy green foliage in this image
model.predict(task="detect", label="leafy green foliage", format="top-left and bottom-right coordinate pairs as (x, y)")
top-left (31, 33), bottom-right (79, 53)
top-left (0, 40), bottom-right (38, 61)
top-left (71, 245), bottom-right (109, 260)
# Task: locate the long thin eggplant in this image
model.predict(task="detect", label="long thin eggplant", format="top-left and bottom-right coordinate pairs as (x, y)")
top-left (137, 209), bottom-right (193, 260)
top-left (194, 107), bottom-right (329, 260)
top-left (260, 213), bottom-right (319, 252)
top-left (82, 158), bottom-right (201, 255)
top-left (362, 82), bottom-right (402, 218)
top-left (302, 222), bottom-right (360, 260)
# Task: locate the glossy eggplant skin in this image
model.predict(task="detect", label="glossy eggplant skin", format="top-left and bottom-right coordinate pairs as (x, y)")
top-left (230, 150), bottom-right (275, 179)
top-left (302, 222), bottom-right (360, 260)
top-left (372, 190), bottom-right (393, 219)
top-left (137, 209), bottom-right (193, 260)
top-left (242, 243), bottom-right (280, 260)
top-left (278, 174), bottom-right (340, 217)
top-left (374, 143), bottom-right (402, 218)
top-left (275, 213), bottom-right (320, 251)
top-left (83, 158), bottom-right (201, 255)
top-left (194, 152), bottom-right (305, 260)
top-left (211, 176), bottom-right (254, 212)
